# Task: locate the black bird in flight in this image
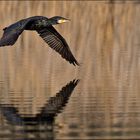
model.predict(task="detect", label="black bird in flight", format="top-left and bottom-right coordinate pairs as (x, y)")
top-left (0, 16), bottom-right (79, 66)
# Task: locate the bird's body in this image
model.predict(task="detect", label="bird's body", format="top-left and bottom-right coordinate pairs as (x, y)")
top-left (24, 16), bottom-right (49, 30)
top-left (4, 16), bottom-right (48, 32)
top-left (0, 16), bottom-right (79, 66)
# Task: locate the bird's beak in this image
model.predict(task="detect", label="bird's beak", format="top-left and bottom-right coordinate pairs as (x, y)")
top-left (58, 19), bottom-right (70, 24)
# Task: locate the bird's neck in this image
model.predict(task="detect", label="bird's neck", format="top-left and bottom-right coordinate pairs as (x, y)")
top-left (47, 19), bottom-right (57, 25)
top-left (38, 19), bottom-right (50, 27)
top-left (34, 19), bottom-right (52, 28)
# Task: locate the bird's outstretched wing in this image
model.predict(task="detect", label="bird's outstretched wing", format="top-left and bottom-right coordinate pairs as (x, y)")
top-left (0, 28), bottom-right (24, 46)
top-left (37, 26), bottom-right (79, 66)
top-left (0, 19), bottom-right (30, 47)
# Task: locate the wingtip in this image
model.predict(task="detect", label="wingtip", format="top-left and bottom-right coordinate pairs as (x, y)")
top-left (72, 61), bottom-right (80, 66)
top-left (73, 79), bottom-right (80, 84)
top-left (70, 79), bottom-right (80, 87)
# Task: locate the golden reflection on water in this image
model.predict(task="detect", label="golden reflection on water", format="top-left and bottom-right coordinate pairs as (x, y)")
top-left (0, 1), bottom-right (140, 139)
top-left (0, 80), bottom-right (79, 140)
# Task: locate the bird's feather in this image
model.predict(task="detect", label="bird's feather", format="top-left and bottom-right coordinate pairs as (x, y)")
top-left (37, 26), bottom-right (79, 66)
top-left (0, 29), bottom-right (23, 46)
top-left (0, 18), bottom-right (37, 47)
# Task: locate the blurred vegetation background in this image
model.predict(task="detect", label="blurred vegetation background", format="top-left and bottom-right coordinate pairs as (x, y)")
top-left (0, 0), bottom-right (139, 117)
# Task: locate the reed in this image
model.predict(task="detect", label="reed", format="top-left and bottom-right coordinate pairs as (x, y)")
top-left (0, 2), bottom-right (140, 138)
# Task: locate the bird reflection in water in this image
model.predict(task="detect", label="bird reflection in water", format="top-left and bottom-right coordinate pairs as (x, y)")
top-left (0, 79), bottom-right (80, 140)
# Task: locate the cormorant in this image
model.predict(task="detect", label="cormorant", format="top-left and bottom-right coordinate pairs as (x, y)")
top-left (0, 16), bottom-right (79, 66)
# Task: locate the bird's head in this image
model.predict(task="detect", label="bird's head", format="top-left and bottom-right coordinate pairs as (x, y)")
top-left (48, 16), bottom-right (70, 25)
